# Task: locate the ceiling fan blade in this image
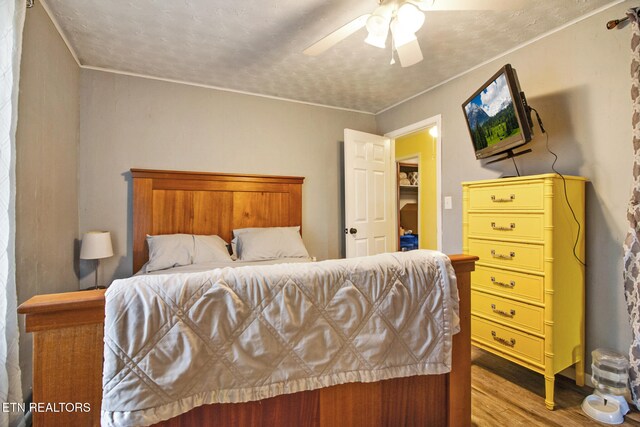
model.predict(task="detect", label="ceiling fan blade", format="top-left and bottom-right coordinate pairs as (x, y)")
top-left (412, 0), bottom-right (527, 11)
top-left (303, 15), bottom-right (370, 56)
top-left (396, 39), bottom-right (423, 67)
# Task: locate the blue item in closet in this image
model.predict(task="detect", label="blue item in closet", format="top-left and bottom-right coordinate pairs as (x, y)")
top-left (400, 234), bottom-right (418, 251)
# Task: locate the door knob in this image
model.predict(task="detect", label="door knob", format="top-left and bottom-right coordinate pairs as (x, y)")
top-left (349, 228), bottom-right (357, 235)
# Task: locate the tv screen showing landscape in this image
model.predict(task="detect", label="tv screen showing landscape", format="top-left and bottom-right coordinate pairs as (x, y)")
top-left (464, 72), bottom-right (522, 155)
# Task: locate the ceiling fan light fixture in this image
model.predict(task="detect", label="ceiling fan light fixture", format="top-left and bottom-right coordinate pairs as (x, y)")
top-left (390, 18), bottom-right (417, 48)
top-left (396, 2), bottom-right (425, 33)
top-left (365, 14), bottom-right (390, 48)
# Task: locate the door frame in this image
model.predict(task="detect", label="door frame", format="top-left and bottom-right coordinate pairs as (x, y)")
top-left (385, 114), bottom-right (442, 251)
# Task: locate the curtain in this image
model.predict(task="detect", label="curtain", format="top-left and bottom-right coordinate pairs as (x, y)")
top-left (625, 6), bottom-right (640, 411)
top-left (0, 0), bottom-right (24, 425)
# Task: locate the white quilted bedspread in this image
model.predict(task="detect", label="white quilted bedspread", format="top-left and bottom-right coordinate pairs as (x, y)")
top-left (101, 250), bottom-right (458, 427)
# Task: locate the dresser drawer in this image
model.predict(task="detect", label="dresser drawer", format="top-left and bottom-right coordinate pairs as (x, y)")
top-left (472, 290), bottom-right (544, 335)
top-left (472, 266), bottom-right (544, 304)
top-left (469, 239), bottom-right (544, 272)
top-left (472, 317), bottom-right (544, 366)
top-left (468, 182), bottom-right (544, 211)
top-left (468, 213), bottom-right (544, 242)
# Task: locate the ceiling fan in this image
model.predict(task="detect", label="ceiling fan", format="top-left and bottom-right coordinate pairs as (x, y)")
top-left (304, 0), bottom-right (526, 68)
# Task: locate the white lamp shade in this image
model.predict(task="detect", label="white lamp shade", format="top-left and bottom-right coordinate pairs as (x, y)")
top-left (365, 14), bottom-right (390, 48)
top-left (80, 231), bottom-right (114, 260)
top-left (396, 3), bottom-right (425, 33)
top-left (390, 18), bottom-right (417, 47)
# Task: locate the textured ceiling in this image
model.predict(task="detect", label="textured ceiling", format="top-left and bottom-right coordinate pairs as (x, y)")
top-left (43, 0), bottom-right (617, 113)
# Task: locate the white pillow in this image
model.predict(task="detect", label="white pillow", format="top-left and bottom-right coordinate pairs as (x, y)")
top-left (234, 227), bottom-right (309, 261)
top-left (233, 226), bottom-right (300, 237)
top-left (231, 226), bottom-right (300, 259)
top-left (145, 234), bottom-right (193, 272)
top-left (193, 235), bottom-right (232, 264)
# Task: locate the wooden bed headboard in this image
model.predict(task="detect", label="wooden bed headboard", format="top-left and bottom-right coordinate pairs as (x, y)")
top-left (131, 169), bottom-right (304, 272)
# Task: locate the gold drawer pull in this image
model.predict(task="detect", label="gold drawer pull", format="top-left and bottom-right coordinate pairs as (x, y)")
top-left (491, 194), bottom-right (515, 202)
top-left (490, 277), bottom-right (516, 288)
top-left (491, 331), bottom-right (516, 347)
top-left (490, 249), bottom-right (515, 259)
top-left (491, 304), bottom-right (516, 318)
top-left (491, 222), bottom-right (515, 231)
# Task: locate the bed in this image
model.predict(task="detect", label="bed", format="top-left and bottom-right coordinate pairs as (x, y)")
top-left (18, 169), bottom-right (477, 427)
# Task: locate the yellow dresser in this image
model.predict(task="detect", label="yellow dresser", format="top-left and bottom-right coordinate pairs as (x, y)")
top-left (462, 174), bottom-right (586, 410)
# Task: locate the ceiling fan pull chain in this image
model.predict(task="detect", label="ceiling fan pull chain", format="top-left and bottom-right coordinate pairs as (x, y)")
top-left (390, 34), bottom-right (396, 65)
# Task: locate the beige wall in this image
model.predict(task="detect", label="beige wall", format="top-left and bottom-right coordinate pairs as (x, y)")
top-left (377, 1), bottom-right (633, 366)
top-left (79, 70), bottom-right (377, 285)
top-left (15, 1), bottom-right (80, 398)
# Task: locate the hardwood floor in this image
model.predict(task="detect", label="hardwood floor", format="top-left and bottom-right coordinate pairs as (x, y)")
top-left (471, 347), bottom-right (640, 426)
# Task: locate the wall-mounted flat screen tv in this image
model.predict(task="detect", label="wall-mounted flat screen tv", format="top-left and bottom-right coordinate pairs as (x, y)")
top-left (462, 64), bottom-right (533, 160)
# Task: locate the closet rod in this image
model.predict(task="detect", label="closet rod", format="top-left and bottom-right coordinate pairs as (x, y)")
top-left (607, 15), bottom-right (629, 29)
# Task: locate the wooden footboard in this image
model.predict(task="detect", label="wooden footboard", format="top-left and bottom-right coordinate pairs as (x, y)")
top-left (18, 254), bottom-right (476, 427)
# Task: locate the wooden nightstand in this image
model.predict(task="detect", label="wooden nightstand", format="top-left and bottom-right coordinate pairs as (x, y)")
top-left (18, 290), bottom-right (106, 426)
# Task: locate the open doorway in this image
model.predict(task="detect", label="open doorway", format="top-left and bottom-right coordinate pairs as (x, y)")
top-left (387, 115), bottom-right (441, 251)
top-left (397, 157), bottom-right (419, 251)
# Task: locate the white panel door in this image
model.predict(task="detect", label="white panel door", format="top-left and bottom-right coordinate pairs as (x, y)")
top-left (344, 129), bottom-right (395, 258)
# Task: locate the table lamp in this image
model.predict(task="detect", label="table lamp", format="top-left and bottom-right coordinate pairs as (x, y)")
top-left (80, 231), bottom-right (114, 289)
